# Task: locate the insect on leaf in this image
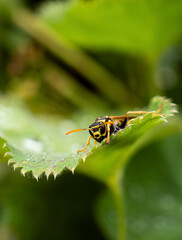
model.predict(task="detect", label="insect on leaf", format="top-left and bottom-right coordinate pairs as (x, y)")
top-left (0, 96), bottom-right (177, 180)
top-left (77, 96), bottom-right (178, 182)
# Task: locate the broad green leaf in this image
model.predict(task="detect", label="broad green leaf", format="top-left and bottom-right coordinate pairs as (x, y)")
top-left (7, 146), bottom-right (79, 180)
top-left (124, 131), bottom-right (182, 240)
top-left (40, 0), bottom-right (182, 57)
top-left (0, 98), bottom-right (85, 179)
top-left (94, 128), bottom-right (182, 240)
top-left (0, 96), bottom-right (177, 179)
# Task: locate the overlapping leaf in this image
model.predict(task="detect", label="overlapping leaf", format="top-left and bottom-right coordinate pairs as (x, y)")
top-left (40, 0), bottom-right (182, 57)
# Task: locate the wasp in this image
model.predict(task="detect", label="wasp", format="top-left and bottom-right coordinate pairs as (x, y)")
top-left (66, 105), bottom-right (163, 153)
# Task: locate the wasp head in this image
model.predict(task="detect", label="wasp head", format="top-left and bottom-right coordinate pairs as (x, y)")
top-left (89, 116), bottom-right (114, 143)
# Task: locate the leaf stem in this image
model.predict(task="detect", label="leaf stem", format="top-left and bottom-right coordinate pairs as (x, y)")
top-left (108, 172), bottom-right (127, 240)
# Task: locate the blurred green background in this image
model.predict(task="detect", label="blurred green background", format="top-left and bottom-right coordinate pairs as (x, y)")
top-left (0, 0), bottom-right (182, 239)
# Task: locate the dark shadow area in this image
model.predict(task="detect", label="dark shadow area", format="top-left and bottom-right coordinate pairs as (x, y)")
top-left (0, 169), bottom-right (105, 240)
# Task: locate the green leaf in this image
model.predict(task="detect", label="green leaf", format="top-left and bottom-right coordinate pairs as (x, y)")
top-left (0, 96), bottom-right (177, 179)
top-left (77, 96), bottom-right (177, 182)
top-left (95, 128), bottom-right (182, 240)
top-left (0, 98), bottom-right (84, 179)
top-left (40, 0), bottom-right (182, 57)
top-left (8, 146), bottom-right (79, 180)
top-left (124, 131), bottom-right (182, 240)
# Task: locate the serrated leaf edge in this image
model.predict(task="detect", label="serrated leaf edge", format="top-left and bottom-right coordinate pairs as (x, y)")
top-left (4, 96), bottom-right (178, 180)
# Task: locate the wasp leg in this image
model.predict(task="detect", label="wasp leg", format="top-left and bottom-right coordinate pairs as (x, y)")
top-left (110, 104), bottom-right (163, 120)
top-left (155, 103), bottom-right (162, 113)
top-left (106, 124), bottom-right (111, 144)
top-left (126, 104), bottom-right (163, 125)
top-left (125, 110), bottom-right (149, 117)
top-left (109, 115), bottom-right (136, 120)
top-left (126, 118), bottom-right (136, 126)
top-left (126, 116), bottom-right (145, 126)
top-left (151, 104), bottom-right (164, 116)
top-left (126, 103), bottom-right (163, 117)
top-left (77, 136), bottom-right (94, 153)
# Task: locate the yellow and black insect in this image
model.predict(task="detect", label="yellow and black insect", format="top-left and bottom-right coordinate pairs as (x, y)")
top-left (66, 105), bottom-right (163, 153)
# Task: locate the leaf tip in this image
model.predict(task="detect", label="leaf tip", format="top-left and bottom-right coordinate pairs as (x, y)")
top-left (46, 172), bottom-right (52, 180)
top-left (34, 175), bottom-right (39, 181)
top-left (21, 169), bottom-right (26, 176)
top-left (2, 143), bottom-right (7, 149)
top-left (53, 173), bottom-right (58, 179)
top-left (4, 152), bottom-right (10, 157)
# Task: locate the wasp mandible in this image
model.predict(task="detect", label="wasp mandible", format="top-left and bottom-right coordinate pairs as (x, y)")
top-left (66, 105), bottom-right (163, 153)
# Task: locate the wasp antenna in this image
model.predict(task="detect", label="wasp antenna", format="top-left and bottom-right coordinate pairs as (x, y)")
top-left (65, 128), bottom-right (91, 135)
